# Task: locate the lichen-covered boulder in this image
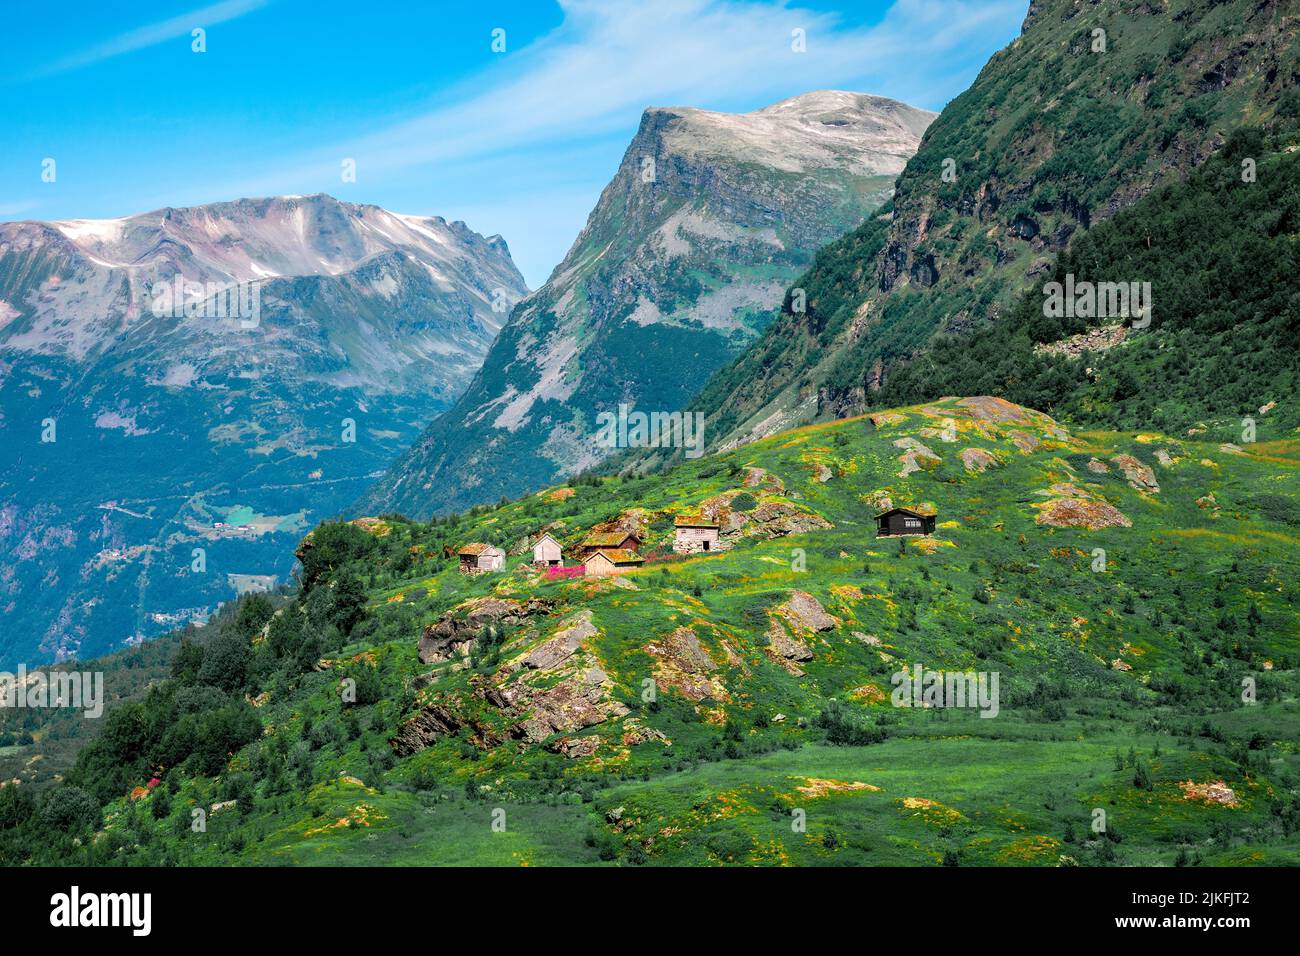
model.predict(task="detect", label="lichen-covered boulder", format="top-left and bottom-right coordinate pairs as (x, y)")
top-left (1111, 454), bottom-right (1159, 493)
top-left (1035, 498), bottom-right (1132, 530)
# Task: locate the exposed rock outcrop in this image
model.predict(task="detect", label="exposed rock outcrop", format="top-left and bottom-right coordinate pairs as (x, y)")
top-left (697, 491), bottom-right (832, 539)
top-left (765, 620), bottom-right (814, 674)
top-left (894, 437), bottom-right (941, 477)
top-left (1180, 779), bottom-right (1239, 807)
top-left (1009, 430), bottom-right (1040, 454)
top-left (762, 590), bottom-right (836, 675)
top-left (869, 411), bottom-right (907, 427)
top-left (1035, 498), bottom-right (1132, 530)
top-left (390, 701), bottom-right (502, 757)
top-left (395, 607), bottom-right (630, 759)
top-left (960, 447), bottom-right (998, 473)
top-left (743, 467), bottom-right (784, 491)
top-left (417, 596), bottom-right (556, 664)
top-left (1032, 324), bottom-right (1128, 360)
top-left (1111, 454), bottom-right (1159, 493)
top-left (645, 627), bottom-right (726, 702)
top-left (510, 665), bottom-right (630, 745)
top-left (521, 611), bottom-right (597, 670)
top-left (775, 590), bottom-right (837, 633)
top-left (955, 396), bottom-right (1035, 424)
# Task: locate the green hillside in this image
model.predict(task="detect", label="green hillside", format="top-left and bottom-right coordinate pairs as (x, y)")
top-left (5, 398), bottom-right (1296, 867)
top-left (0, 596), bottom-right (281, 792)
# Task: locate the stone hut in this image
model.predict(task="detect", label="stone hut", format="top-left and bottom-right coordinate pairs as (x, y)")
top-left (673, 515), bottom-right (720, 553)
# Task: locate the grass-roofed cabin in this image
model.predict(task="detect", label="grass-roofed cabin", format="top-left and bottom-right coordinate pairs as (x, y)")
top-left (874, 506), bottom-right (936, 537)
top-left (584, 549), bottom-right (644, 578)
top-left (580, 531), bottom-right (641, 559)
top-left (458, 542), bottom-right (505, 573)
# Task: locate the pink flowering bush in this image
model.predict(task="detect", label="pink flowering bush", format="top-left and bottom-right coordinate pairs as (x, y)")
top-left (544, 565), bottom-right (586, 581)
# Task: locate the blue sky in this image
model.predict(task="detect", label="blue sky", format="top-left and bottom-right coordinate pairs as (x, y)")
top-left (0, 0), bottom-right (1026, 287)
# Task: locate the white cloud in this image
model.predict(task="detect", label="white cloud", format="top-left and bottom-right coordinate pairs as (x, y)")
top-left (213, 0), bottom-right (1024, 196)
top-left (116, 0), bottom-right (1023, 281)
top-left (28, 0), bottom-right (271, 78)
top-left (0, 200), bottom-right (41, 218)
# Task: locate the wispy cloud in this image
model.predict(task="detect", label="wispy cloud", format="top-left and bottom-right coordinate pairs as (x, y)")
top-left (213, 0), bottom-right (1024, 197)
top-left (0, 200), bottom-right (41, 218)
top-left (26, 0), bottom-right (271, 79)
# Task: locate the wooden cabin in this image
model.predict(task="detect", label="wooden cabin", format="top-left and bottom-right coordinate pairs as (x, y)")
top-left (457, 542), bottom-right (505, 573)
top-left (874, 507), bottom-right (936, 537)
top-left (583, 548), bottom-right (644, 578)
top-left (531, 533), bottom-right (564, 567)
top-left (673, 515), bottom-right (720, 553)
top-left (580, 530), bottom-right (641, 558)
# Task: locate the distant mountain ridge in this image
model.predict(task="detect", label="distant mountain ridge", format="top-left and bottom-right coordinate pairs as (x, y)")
top-left (359, 90), bottom-right (935, 519)
top-left (2, 194), bottom-right (521, 362)
top-left (0, 194), bottom-right (528, 666)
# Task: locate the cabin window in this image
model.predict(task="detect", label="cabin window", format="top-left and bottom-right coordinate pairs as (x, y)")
top-left (904, 518), bottom-right (921, 529)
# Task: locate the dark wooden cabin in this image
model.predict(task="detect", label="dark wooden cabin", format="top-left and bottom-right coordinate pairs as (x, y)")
top-left (875, 507), bottom-right (936, 537)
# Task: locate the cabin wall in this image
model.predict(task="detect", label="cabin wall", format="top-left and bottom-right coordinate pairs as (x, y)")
top-left (674, 527), bottom-right (719, 553)
top-left (461, 552), bottom-right (504, 572)
top-left (585, 556), bottom-right (614, 578)
top-left (878, 514), bottom-right (934, 536)
top-left (533, 540), bottom-right (563, 565)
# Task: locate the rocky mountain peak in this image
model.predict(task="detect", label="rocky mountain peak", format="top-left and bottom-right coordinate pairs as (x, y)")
top-left (640, 90), bottom-right (935, 176)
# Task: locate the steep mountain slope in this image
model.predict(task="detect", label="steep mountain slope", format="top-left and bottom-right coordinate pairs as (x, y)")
top-left (359, 91), bottom-right (935, 519)
top-left (870, 133), bottom-right (1300, 436)
top-left (660, 0), bottom-right (1297, 461)
top-left (0, 195), bottom-right (528, 665)
top-left (10, 398), bottom-right (1296, 866)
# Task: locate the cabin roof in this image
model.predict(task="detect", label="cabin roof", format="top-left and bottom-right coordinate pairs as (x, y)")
top-left (873, 506), bottom-right (936, 520)
top-left (531, 532), bottom-right (562, 548)
top-left (458, 542), bottom-right (500, 556)
top-left (674, 514), bottom-right (719, 528)
top-left (587, 548), bottom-right (643, 565)
top-left (583, 531), bottom-right (637, 547)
